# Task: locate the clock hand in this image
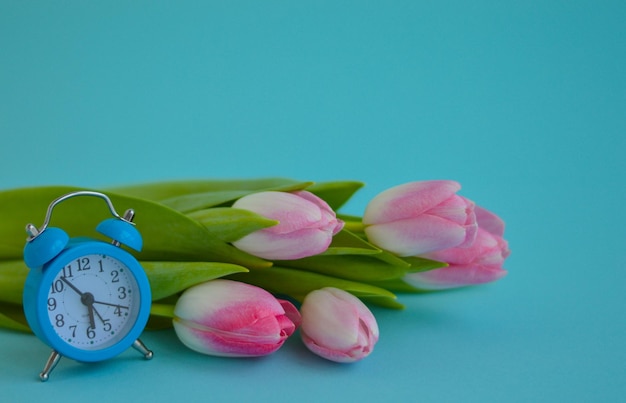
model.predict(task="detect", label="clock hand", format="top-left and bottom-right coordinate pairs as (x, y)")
top-left (60, 276), bottom-right (84, 296)
top-left (91, 304), bottom-right (107, 325)
top-left (87, 304), bottom-right (96, 329)
top-left (82, 292), bottom-right (97, 329)
top-left (60, 277), bottom-right (97, 328)
top-left (92, 299), bottom-right (129, 310)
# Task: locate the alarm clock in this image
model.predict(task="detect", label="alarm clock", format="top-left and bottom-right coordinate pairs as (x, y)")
top-left (22, 191), bottom-right (153, 381)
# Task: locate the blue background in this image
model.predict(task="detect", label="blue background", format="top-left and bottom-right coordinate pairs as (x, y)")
top-left (1, 1), bottom-right (624, 401)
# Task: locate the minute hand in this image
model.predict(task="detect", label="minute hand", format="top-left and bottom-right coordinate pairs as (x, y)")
top-left (93, 300), bottom-right (129, 309)
top-left (60, 276), bottom-right (84, 296)
top-left (60, 277), bottom-right (96, 328)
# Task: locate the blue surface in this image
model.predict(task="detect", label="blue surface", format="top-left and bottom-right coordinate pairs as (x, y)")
top-left (1, 1), bottom-right (625, 401)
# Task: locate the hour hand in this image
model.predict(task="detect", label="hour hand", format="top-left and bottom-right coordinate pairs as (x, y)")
top-left (82, 292), bottom-right (96, 328)
top-left (87, 304), bottom-right (96, 329)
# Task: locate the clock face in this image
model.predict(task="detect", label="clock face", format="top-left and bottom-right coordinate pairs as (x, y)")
top-left (46, 253), bottom-right (142, 350)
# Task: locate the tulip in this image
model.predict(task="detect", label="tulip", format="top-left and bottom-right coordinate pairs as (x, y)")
top-left (232, 190), bottom-right (344, 260)
top-left (300, 287), bottom-right (379, 363)
top-left (403, 206), bottom-right (510, 290)
top-left (363, 180), bottom-right (477, 256)
top-left (173, 279), bottom-right (301, 357)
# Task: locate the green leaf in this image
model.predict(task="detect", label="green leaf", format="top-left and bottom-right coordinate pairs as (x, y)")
top-left (188, 207), bottom-right (278, 242)
top-left (365, 278), bottom-right (428, 293)
top-left (319, 229), bottom-right (411, 268)
top-left (360, 296), bottom-right (406, 309)
top-left (108, 178), bottom-right (304, 201)
top-left (118, 178), bottom-right (365, 212)
top-left (161, 190), bottom-right (259, 213)
top-left (402, 256), bottom-right (448, 273)
top-left (228, 266), bottom-right (399, 308)
top-left (371, 249), bottom-right (414, 267)
top-left (144, 261), bottom-right (248, 300)
top-left (0, 303), bottom-right (30, 332)
top-left (320, 229), bottom-right (382, 256)
top-left (0, 260), bottom-right (27, 304)
top-left (158, 181), bottom-right (314, 213)
top-left (0, 186), bottom-right (270, 269)
top-left (0, 312), bottom-right (30, 332)
top-left (281, 254), bottom-right (413, 282)
top-left (306, 181), bottom-right (364, 211)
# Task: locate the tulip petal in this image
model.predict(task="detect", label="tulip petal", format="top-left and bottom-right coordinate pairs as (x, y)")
top-left (278, 299), bottom-right (302, 330)
top-left (300, 288), bottom-right (378, 363)
top-left (173, 318), bottom-right (286, 357)
top-left (173, 280), bottom-right (297, 357)
top-left (403, 264), bottom-right (507, 290)
top-left (231, 190), bottom-right (343, 259)
top-left (301, 292), bottom-right (361, 351)
top-left (363, 180), bottom-right (461, 225)
top-left (475, 205), bottom-right (506, 237)
top-left (233, 191), bottom-right (323, 234)
top-left (410, 227), bottom-right (510, 290)
top-left (364, 214), bottom-right (470, 256)
top-left (426, 195), bottom-right (474, 225)
top-left (422, 227), bottom-right (506, 265)
top-left (301, 332), bottom-right (370, 363)
top-left (233, 227), bottom-right (334, 260)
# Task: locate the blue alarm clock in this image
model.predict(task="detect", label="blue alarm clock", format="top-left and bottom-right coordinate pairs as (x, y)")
top-left (22, 191), bottom-right (153, 381)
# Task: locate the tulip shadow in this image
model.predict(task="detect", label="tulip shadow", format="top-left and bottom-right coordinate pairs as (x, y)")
top-left (138, 328), bottom-right (313, 373)
top-left (371, 287), bottom-right (508, 345)
top-left (280, 330), bottom-right (354, 369)
top-left (277, 291), bottom-right (479, 369)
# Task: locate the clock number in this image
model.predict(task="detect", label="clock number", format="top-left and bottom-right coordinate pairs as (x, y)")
top-left (47, 297), bottom-right (57, 311)
top-left (51, 279), bottom-right (64, 294)
top-left (111, 270), bottom-right (119, 283)
top-left (55, 314), bottom-right (64, 328)
top-left (102, 319), bottom-right (112, 332)
top-left (69, 325), bottom-right (77, 337)
top-left (118, 286), bottom-right (127, 300)
top-left (62, 265), bottom-right (73, 278)
top-left (98, 259), bottom-right (104, 272)
top-left (76, 257), bottom-right (91, 271)
top-left (86, 326), bottom-right (96, 339)
top-left (114, 306), bottom-right (123, 317)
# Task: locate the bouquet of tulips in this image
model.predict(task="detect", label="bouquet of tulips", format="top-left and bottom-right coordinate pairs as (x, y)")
top-left (0, 178), bottom-right (510, 363)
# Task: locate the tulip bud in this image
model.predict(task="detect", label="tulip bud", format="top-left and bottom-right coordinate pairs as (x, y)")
top-left (300, 287), bottom-right (379, 363)
top-left (232, 190), bottom-right (344, 260)
top-left (404, 206), bottom-right (510, 290)
top-left (173, 279), bottom-right (301, 357)
top-left (363, 180), bottom-right (477, 256)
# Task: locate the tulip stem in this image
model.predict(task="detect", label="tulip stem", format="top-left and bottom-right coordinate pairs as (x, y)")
top-left (150, 303), bottom-right (176, 319)
top-left (342, 220), bottom-right (365, 233)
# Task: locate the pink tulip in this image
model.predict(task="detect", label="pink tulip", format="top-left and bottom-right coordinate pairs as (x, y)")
top-left (404, 206), bottom-right (510, 290)
top-left (232, 191), bottom-right (344, 260)
top-left (173, 279), bottom-right (301, 357)
top-left (363, 180), bottom-right (478, 256)
top-left (300, 287), bottom-right (379, 363)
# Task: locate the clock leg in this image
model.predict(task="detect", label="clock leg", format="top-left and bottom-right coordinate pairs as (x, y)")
top-left (132, 338), bottom-right (153, 360)
top-left (39, 350), bottom-right (62, 382)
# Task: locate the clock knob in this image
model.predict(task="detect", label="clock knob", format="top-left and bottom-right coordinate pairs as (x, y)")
top-left (23, 227), bottom-right (69, 269)
top-left (96, 218), bottom-right (143, 251)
